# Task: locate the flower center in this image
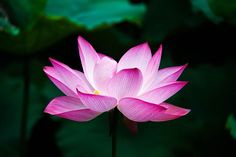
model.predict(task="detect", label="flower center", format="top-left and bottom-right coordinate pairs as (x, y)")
top-left (93, 90), bottom-right (100, 95)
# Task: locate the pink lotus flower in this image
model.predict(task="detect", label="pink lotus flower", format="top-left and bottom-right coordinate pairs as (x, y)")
top-left (44, 36), bottom-right (190, 122)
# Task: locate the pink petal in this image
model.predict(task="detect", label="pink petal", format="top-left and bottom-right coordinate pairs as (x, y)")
top-left (78, 36), bottom-right (100, 86)
top-left (151, 102), bottom-right (190, 122)
top-left (141, 45), bottom-right (162, 93)
top-left (107, 68), bottom-right (143, 99)
top-left (93, 57), bottom-right (117, 94)
top-left (43, 66), bottom-right (77, 97)
top-left (117, 43), bottom-right (152, 74)
top-left (148, 64), bottom-right (188, 91)
top-left (118, 98), bottom-right (166, 122)
top-left (138, 81), bottom-right (188, 104)
top-left (49, 58), bottom-right (93, 93)
top-left (77, 90), bottom-right (117, 112)
top-left (146, 45), bottom-right (162, 75)
top-left (44, 96), bottom-right (100, 122)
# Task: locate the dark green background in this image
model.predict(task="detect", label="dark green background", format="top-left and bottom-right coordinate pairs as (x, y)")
top-left (1, 0), bottom-right (236, 157)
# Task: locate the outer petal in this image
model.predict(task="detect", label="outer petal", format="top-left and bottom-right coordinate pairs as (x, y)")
top-left (148, 64), bottom-right (187, 91)
top-left (118, 98), bottom-right (166, 122)
top-left (78, 36), bottom-right (100, 86)
top-left (49, 58), bottom-right (93, 93)
top-left (77, 90), bottom-right (117, 112)
top-left (141, 45), bottom-right (162, 93)
top-left (151, 102), bottom-right (190, 122)
top-left (138, 81), bottom-right (188, 104)
top-left (107, 68), bottom-right (143, 99)
top-left (93, 56), bottom-right (117, 94)
top-left (117, 43), bottom-right (151, 74)
top-left (43, 66), bottom-right (77, 97)
top-left (146, 45), bottom-right (162, 76)
top-left (44, 96), bottom-right (100, 122)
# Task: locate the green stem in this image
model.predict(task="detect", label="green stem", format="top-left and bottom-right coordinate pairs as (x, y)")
top-left (110, 108), bottom-right (118, 157)
top-left (20, 58), bottom-right (30, 157)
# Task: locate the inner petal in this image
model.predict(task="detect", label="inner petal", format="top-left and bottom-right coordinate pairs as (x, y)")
top-left (93, 56), bottom-right (117, 94)
top-left (107, 68), bottom-right (143, 100)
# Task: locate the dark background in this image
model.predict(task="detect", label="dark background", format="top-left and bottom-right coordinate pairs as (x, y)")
top-left (0, 0), bottom-right (236, 157)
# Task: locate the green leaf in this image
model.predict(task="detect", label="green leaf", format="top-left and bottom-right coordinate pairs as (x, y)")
top-left (45, 0), bottom-right (146, 30)
top-left (226, 114), bottom-right (236, 140)
top-left (0, 0), bottom-right (146, 54)
top-left (0, 6), bottom-right (20, 35)
top-left (191, 0), bottom-right (223, 23)
top-left (1, 0), bottom-right (46, 27)
top-left (143, 0), bottom-right (204, 42)
top-left (208, 0), bottom-right (236, 25)
top-left (0, 17), bottom-right (78, 53)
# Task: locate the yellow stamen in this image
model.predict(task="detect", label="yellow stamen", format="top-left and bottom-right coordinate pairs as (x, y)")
top-left (93, 90), bottom-right (100, 95)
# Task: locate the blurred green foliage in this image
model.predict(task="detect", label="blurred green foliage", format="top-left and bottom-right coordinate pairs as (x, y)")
top-left (0, 0), bottom-right (145, 54)
top-left (0, 0), bottom-right (236, 157)
top-left (227, 114), bottom-right (236, 140)
top-left (0, 8), bottom-right (19, 36)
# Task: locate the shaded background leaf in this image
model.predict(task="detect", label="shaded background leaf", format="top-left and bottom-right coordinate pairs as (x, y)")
top-left (226, 114), bottom-right (236, 140)
top-left (0, 0), bottom-right (145, 54)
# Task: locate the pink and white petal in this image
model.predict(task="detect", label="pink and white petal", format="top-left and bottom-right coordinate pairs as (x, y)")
top-left (117, 43), bottom-right (152, 73)
top-left (118, 98), bottom-right (166, 122)
top-left (43, 66), bottom-right (63, 82)
top-left (151, 102), bottom-right (190, 122)
top-left (138, 81), bottom-right (188, 104)
top-left (107, 68), bottom-right (143, 99)
top-left (49, 58), bottom-right (93, 93)
top-left (77, 90), bottom-right (117, 112)
top-left (78, 36), bottom-right (100, 86)
top-left (146, 45), bottom-right (162, 76)
top-left (57, 110), bottom-right (100, 122)
top-left (43, 66), bottom-right (77, 97)
top-left (141, 45), bottom-right (162, 92)
top-left (93, 57), bottom-right (117, 94)
top-left (44, 96), bottom-right (100, 122)
top-left (148, 64), bottom-right (188, 91)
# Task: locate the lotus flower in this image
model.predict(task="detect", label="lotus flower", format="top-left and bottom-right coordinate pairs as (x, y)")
top-left (44, 36), bottom-right (190, 122)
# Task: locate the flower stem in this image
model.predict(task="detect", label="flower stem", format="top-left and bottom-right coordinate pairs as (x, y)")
top-left (110, 108), bottom-right (118, 157)
top-left (20, 58), bottom-right (30, 157)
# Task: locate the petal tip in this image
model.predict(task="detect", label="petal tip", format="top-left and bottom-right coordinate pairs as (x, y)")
top-left (151, 44), bottom-right (162, 59)
top-left (142, 42), bottom-right (149, 47)
top-left (182, 81), bottom-right (189, 86)
top-left (78, 36), bottom-right (89, 46)
top-left (49, 57), bottom-right (60, 65)
top-left (175, 81), bottom-right (188, 87)
top-left (49, 57), bottom-right (55, 62)
top-left (158, 44), bottom-right (163, 51)
top-left (44, 105), bottom-right (54, 115)
top-left (180, 63), bottom-right (188, 71)
top-left (175, 108), bottom-right (191, 117)
top-left (131, 42), bottom-right (150, 51)
top-left (43, 66), bottom-right (50, 72)
top-left (184, 63), bottom-right (188, 67)
top-left (78, 36), bottom-right (85, 42)
top-left (159, 44), bottom-right (163, 49)
top-left (183, 109), bottom-right (191, 115)
top-left (44, 107), bottom-right (50, 114)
